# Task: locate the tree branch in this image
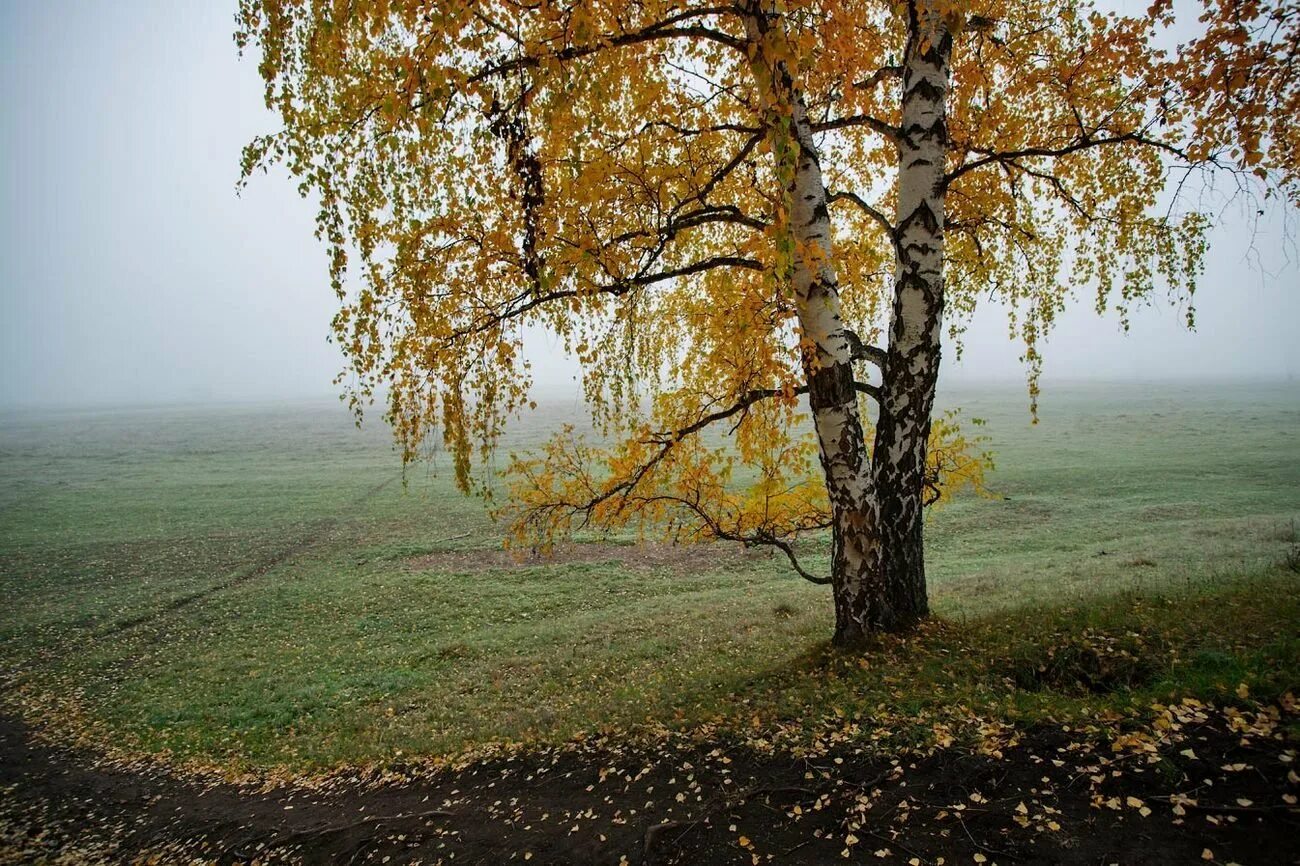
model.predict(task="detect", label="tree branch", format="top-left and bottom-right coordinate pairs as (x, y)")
top-left (854, 381), bottom-right (882, 402)
top-left (945, 130), bottom-right (1198, 187)
top-left (640, 120), bottom-right (763, 137)
top-left (828, 190), bottom-right (897, 239)
top-left (511, 380), bottom-right (865, 587)
top-left (852, 66), bottom-right (902, 90)
top-left (607, 205), bottom-right (768, 247)
top-left (443, 256), bottom-right (763, 345)
top-left (680, 131), bottom-right (766, 216)
top-left (468, 9), bottom-right (747, 84)
top-left (623, 492), bottom-right (833, 586)
top-left (842, 329), bottom-right (886, 370)
top-left (646, 385), bottom-right (805, 444)
top-left (812, 114), bottom-right (900, 141)
top-left (531, 385), bottom-right (806, 530)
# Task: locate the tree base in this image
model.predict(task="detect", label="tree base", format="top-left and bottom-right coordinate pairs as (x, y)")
top-left (831, 608), bottom-right (928, 648)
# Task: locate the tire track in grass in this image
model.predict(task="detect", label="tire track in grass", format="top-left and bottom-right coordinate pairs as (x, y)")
top-left (91, 475), bottom-right (399, 640)
top-left (90, 520), bottom-right (333, 639)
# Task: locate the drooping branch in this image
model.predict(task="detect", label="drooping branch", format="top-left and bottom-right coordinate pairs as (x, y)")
top-left (511, 385), bottom-right (801, 532)
top-left (502, 358), bottom-right (898, 588)
top-left (625, 491), bottom-right (834, 586)
top-left (502, 380), bottom-right (836, 582)
top-left (442, 255), bottom-right (764, 346)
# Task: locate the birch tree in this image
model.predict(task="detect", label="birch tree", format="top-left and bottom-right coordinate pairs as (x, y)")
top-left (237, 0), bottom-right (1298, 645)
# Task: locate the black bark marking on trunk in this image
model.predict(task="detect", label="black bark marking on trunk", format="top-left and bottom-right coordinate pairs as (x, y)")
top-left (806, 362), bottom-right (855, 411)
top-left (906, 77), bottom-right (945, 102)
top-left (899, 199), bottom-right (941, 234)
top-left (902, 118), bottom-right (948, 143)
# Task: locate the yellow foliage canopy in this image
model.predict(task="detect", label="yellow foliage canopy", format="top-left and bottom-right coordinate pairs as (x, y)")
top-left (236, 0), bottom-right (1295, 565)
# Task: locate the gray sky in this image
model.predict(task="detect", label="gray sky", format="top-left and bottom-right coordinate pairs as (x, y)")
top-left (1, 0), bottom-right (1296, 408)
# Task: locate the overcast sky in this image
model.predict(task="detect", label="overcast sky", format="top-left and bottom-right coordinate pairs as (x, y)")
top-left (1, 0), bottom-right (1296, 408)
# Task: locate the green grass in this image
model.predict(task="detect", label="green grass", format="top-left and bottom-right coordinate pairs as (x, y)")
top-left (1, 383), bottom-right (1297, 772)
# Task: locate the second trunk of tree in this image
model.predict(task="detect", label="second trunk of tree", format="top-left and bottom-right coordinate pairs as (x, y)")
top-left (867, 7), bottom-right (953, 631)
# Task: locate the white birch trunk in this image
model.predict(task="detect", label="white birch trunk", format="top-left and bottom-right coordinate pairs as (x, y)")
top-left (744, 5), bottom-right (879, 645)
top-left (867, 2), bottom-right (953, 624)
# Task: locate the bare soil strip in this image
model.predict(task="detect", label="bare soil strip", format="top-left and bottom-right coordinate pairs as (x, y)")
top-left (408, 541), bottom-right (775, 575)
top-left (2, 705), bottom-right (1296, 865)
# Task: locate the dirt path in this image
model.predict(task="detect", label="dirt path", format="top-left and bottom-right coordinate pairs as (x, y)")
top-left (2, 705), bottom-right (1297, 865)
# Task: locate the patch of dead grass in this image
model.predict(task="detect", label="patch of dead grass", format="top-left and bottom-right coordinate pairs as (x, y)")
top-left (407, 540), bottom-right (775, 574)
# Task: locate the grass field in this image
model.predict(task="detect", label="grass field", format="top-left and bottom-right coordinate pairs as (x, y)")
top-left (1, 381), bottom-right (1297, 774)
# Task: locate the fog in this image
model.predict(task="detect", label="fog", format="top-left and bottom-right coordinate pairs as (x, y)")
top-left (2, 0), bottom-right (1296, 410)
